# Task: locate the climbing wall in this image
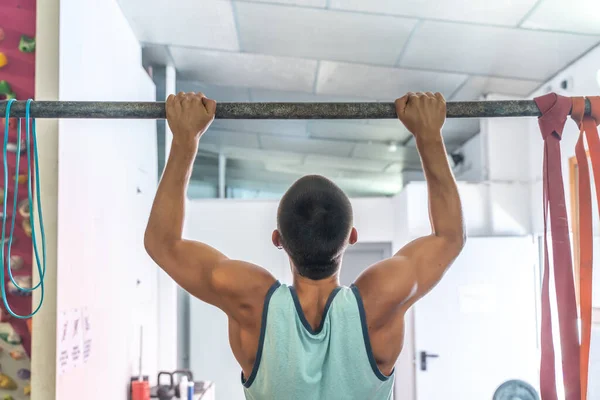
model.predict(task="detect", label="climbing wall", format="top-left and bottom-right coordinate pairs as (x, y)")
top-left (0, 0), bottom-right (36, 398)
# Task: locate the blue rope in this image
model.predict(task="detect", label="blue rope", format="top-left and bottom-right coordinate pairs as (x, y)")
top-left (2, 99), bottom-right (46, 319)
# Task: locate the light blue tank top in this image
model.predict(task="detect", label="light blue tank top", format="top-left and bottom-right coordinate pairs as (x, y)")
top-left (242, 282), bottom-right (395, 400)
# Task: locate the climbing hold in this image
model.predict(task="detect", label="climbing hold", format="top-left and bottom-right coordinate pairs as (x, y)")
top-left (0, 27), bottom-right (5, 42)
top-left (0, 237), bottom-right (16, 247)
top-left (0, 82), bottom-right (16, 100)
top-left (9, 351), bottom-right (24, 361)
top-left (0, 308), bottom-right (10, 322)
top-left (9, 256), bottom-right (23, 271)
top-left (7, 277), bottom-right (32, 296)
top-left (3, 395), bottom-right (14, 400)
top-left (22, 219), bottom-right (31, 238)
top-left (0, 331), bottom-right (21, 345)
top-left (6, 141), bottom-right (25, 153)
top-left (17, 369), bottom-right (30, 380)
top-left (13, 175), bottom-right (27, 184)
top-left (23, 385), bottom-right (30, 396)
top-left (0, 53), bottom-right (7, 69)
top-left (18, 36), bottom-right (35, 53)
top-left (2, 118), bottom-right (15, 130)
top-left (18, 200), bottom-right (29, 218)
top-left (0, 190), bottom-right (3, 205)
top-left (1, 118), bottom-right (16, 130)
top-left (0, 93), bottom-right (16, 101)
top-left (0, 81), bottom-right (11, 94)
top-left (0, 373), bottom-right (17, 390)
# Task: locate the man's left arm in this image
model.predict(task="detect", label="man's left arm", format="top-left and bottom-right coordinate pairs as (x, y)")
top-left (144, 92), bottom-right (276, 322)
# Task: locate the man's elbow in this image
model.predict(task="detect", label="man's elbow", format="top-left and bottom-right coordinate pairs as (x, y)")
top-left (448, 231), bottom-right (466, 253)
top-left (144, 230), bottom-right (159, 260)
top-left (439, 229), bottom-right (466, 254)
top-left (143, 229), bottom-right (174, 263)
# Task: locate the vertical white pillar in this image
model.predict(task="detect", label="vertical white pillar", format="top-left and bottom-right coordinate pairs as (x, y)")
top-left (154, 64), bottom-right (179, 372)
top-left (163, 64), bottom-right (176, 159)
top-left (32, 0), bottom-right (59, 398)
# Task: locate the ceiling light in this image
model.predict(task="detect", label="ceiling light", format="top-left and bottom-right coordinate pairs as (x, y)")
top-left (388, 142), bottom-right (398, 152)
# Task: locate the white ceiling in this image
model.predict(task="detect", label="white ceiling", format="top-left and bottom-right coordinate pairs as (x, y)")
top-left (118, 0), bottom-right (600, 197)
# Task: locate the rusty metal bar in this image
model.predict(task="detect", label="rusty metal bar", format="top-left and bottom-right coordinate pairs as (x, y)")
top-left (0, 99), bottom-right (591, 120)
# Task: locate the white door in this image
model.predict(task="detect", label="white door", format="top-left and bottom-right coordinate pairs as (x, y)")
top-left (414, 237), bottom-right (540, 400)
top-left (340, 243), bottom-right (391, 286)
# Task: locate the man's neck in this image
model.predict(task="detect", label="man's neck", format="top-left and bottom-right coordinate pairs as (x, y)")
top-left (292, 273), bottom-right (340, 298)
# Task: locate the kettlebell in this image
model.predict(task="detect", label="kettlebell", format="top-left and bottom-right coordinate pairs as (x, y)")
top-left (156, 372), bottom-right (175, 400)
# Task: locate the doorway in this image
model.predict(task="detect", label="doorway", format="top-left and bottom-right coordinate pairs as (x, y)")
top-left (340, 242), bottom-right (392, 286)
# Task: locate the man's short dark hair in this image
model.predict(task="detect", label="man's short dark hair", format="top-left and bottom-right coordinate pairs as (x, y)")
top-left (277, 175), bottom-right (353, 280)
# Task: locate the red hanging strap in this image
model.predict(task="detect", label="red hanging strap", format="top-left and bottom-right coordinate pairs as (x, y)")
top-left (535, 93), bottom-right (581, 400)
top-left (572, 97), bottom-right (591, 400)
top-left (575, 96), bottom-right (600, 399)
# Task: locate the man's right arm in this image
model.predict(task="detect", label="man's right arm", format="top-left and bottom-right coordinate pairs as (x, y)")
top-left (354, 92), bottom-right (465, 326)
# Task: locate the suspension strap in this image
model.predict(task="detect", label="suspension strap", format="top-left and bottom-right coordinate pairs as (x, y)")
top-left (535, 93), bottom-right (580, 400)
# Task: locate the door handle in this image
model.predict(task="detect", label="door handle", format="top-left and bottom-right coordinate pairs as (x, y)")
top-left (419, 351), bottom-right (439, 371)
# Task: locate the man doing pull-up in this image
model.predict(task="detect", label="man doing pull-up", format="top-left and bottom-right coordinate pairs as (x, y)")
top-left (144, 91), bottom-right (465, 399)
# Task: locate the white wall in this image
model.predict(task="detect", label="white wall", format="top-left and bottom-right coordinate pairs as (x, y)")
top-left (392, 181), bottom-right (537, 399)
top-left (185, 197), bottom-right (394, 400)
top-left (39, 0), bottom-right (160, 398)
top-left (454, 133), bottom-right (485, 182)
top-left (400, 181), bottom-right (530, 237)
top-left (32, 0), bottom-right (60, 397)
top-left (392, 189), bottom-right (416, 400)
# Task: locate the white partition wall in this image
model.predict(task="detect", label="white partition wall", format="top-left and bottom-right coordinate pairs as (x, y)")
top-left (34, 0), bottom-right (160, 399)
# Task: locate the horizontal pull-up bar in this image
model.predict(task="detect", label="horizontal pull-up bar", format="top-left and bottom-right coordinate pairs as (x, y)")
top-left (0, 99), bottom-right (591, 120)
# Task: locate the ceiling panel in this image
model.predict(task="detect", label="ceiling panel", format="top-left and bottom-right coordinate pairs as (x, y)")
top-left (210, 120), bottom-right (309, 136)
top-left (235, 2), bottom-right (417, 65)
top-left (350, 143), bottom-right (410, 162)
top-left (199, 144), bottom-right (306, 165)
top-left (226, 158), bottom-right (268, 171)
top-left (403, 118), bottom-right (480, 148)
top-left (441, 119), bottom-right (481, 145)
top-left (521, 0), bottom-right (600, 35)
top-left (250, 88), bottom-right (369, 102)
top-left (177, 81), bottom-right (252, 101)
top-left (316, 61), bottom-right (467, 99)
top-left (169, 48), bottom-right (318, 92)
top-left (117, 0), bottom-right (239, 50)
top-left (260, 136), bottom-right (355, 157)
top-left (329, 0), bottom-right (538, 26)
top-left (443, 119), bottom-right (481, 136)
top-left (304, 155), bottom-right (389, 172)
top-left (142, 44), bottom-right (171, 67)
top-left (451, 76), bottom-right (541, 101)
top-left (400, 21), bottom-right (600, 80)
top-left (307, 120), bottom-right (410, 142)
top-left (238, 0), bottom-right (327, 6)
top-left (201, 129), bottom-right (261, 148)
top-left (365, 119), bottom-right (412, 131)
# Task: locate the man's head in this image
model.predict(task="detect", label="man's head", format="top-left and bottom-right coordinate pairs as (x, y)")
top-left (273, 175), bottom-right (357, 280)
